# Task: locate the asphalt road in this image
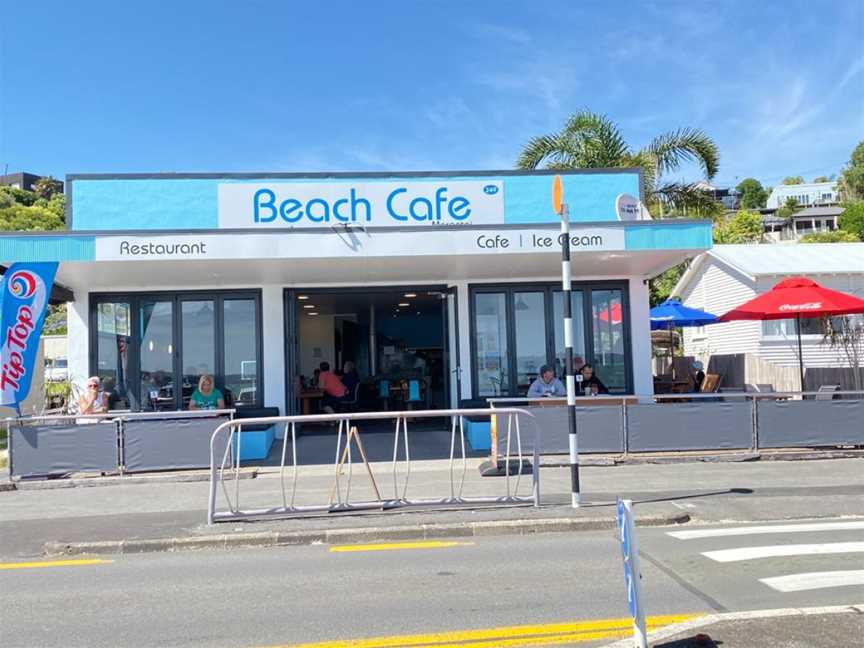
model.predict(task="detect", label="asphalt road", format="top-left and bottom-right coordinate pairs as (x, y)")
top-left (2, 517), bottom-right (862, 648)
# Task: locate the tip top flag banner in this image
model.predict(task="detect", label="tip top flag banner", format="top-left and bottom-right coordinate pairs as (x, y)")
top-left (0, 262), bottom-right (59, 410)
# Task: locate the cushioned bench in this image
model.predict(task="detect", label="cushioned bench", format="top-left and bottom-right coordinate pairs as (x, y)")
top-left (232, 407), bottom-right (280, 460)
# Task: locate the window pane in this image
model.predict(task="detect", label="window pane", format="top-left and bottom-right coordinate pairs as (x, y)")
top-left (513, 292), bottom-right (546, 393)
top-left (591, 289), bottom-right (627, 392)
top-left (95, 301), bottom-right (131, 410)
top-left (552, 290), bottom-right (586, 378)
top-left (763, 318), bottom-right (823, 336)
top-left (181, 300), bottom-right (215, 409)
top-left (223, 299), bottom-right (258, 406)
top-left (474, 293), bottom-right (509, 397)
top-left (799, 317), bottom-right (823, 335)
top-left (139, 301), bottom-right (175, 411)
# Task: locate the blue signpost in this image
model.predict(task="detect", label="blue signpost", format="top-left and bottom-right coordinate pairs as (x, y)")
top-left (617, 498), bottom-right (647, 647)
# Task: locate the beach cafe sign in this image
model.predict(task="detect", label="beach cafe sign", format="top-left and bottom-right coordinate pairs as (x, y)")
top-left (218, 180), bottom-right (505, 229)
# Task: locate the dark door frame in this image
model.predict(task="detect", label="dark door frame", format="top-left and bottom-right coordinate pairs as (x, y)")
top-left (283, 284), bottom-right (451, 415)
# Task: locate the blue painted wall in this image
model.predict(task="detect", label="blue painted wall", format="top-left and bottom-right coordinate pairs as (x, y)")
top-left (69, 171), bottom-right (641, 231)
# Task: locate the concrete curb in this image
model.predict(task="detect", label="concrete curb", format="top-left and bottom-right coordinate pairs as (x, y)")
top-left (9, 469), bottom-right (258, 491)
top-left (600, 603), bottom-right (864, 648)
top-left (42, 512), bottom-right (689, 556)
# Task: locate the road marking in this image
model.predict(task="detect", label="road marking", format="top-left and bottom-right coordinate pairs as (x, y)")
top-left (668, 520), bottom-right (864, 540)
top-left (760, 570), bottom-right (864, 592)
top-left (0, 558), bottom-right (114, 571)
top-left (601, 604), bottom-right (862, 648)
top-left (329, 540), bottom-right (475, 553)
top-left (268, 614), bottom-right (700, 648)
top-left (703, 541), bottom-right (864, 563)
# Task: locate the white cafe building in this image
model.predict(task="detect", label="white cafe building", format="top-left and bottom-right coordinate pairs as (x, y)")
top-left (0, 170), bottom-right (712, 414)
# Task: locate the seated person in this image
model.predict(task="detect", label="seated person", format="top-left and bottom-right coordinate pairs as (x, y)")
top-left (341, 361), bottom-right (359, 397)
top-left (189, 374), bottom-right (225, 410)
top-left (579, 363), bottom-right (609, 395)
top-left (689, 360), bottom-right (706, 392)
top-left (318, 361), bottom-right (349, 413)
top-left (527, 365), bottom-right (566, 398)
top-left (78, 376), bottom-right (109, 414)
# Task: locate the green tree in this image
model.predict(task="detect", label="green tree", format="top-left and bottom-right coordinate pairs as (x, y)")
top-left (812, 176), bottom-right (832, 183)
top-left (0, 186), bottom-right (65, 230)
top-left (838, 141), bottom-right (864, 201)
top-left (782, 176), bottom-right (804, 185)
top-left (649, 263), bottom-right (685, 306)
top-left (736, 177), bottom-right (768, 209)
top-left (838, 201), bottom-right (864, 240)
top-left (0, 186), bottom-right (38, 206)
top-left (0, 204), bottom-right (64, 231)
top-left (516, 110), bottom-right (720, 215)
top-left (32, 176), bottom-right (62, 200)
top-left (799, 230), bottom-right (860, 243)
top-left (713, 209), bottom-right (763, 243)
top-left (776, 196), bottom-right (800, 220)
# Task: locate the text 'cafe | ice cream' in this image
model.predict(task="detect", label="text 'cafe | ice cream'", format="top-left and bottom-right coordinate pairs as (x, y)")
top-left (2, 168), bottom-right (712, 419)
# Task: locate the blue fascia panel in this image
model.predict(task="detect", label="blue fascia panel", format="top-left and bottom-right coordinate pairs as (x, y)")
top-left (625, 223), bottom-right (713, 251)
top-left (0, 236), bottom-right (95, 262)
top-left (69, 172), bottom-right (641, 231)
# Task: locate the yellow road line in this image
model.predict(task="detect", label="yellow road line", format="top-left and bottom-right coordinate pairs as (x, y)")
top-left (0, 558), bottom-right (114, 571)
top-left (329, 541), bottom-right (475, 553)
top-left (268, 614), bottom-right (701, 648)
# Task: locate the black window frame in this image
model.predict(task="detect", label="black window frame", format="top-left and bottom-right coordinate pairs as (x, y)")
top-left (89, 289), bottom-right (263, 411)
top-left (468, 281), bottom-right (633, 398)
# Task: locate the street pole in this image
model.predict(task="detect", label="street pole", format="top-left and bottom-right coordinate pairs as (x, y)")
top-left (559, 203), bottom-right (580, 508)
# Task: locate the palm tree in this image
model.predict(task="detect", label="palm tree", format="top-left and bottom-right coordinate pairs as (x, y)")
top-left (516, 111), bottom-right (720, 215)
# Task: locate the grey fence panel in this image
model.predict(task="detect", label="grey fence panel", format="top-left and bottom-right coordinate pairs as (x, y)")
top-left (758, 399), bottom-right (864, 448)
top-left (496, 405), bottom-right (624, 454)
top-left (627, 402), bottom-right (752, 452)
top-left (123, 415), bottom-right (230, 472)
top-left (9, 422), bottom-right (119, 478)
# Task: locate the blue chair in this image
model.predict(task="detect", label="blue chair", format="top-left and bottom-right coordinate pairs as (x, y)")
top-left (379, 380), bottom-right (390, 410)
top-left (407, 380), bottom-right (422, 410)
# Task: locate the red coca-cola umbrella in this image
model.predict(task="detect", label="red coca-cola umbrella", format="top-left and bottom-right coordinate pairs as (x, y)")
top-left (719, 277), bottom-right (864, 390)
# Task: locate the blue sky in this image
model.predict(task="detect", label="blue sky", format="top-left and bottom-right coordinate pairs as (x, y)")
top-left (1, 0), bottom-right (862, 189)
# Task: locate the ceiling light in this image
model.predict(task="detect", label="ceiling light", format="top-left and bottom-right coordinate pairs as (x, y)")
top-left (308, 312), bottom-right (318, 316)
top-left (398, 302), bottom-right (410, 307)
top-left (404, 293), bottom-right (417, 298)
top-left (303, 304), bottom-right (315, 309)
top-left (298, 295), bottom-right (309, 300)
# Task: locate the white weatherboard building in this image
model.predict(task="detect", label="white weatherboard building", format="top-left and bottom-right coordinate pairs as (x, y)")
top-left (0, 169), bottom-right (713, 414)
top-left (673, 244), bottom-right (864, 389)
top-left (765, 181), bottom-right (839, 209)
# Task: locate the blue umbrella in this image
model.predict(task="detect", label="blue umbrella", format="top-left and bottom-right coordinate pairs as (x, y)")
top-left (650, 300), bottom-right (718, 378)
top-left (650, 300), bottom-right (718, 330)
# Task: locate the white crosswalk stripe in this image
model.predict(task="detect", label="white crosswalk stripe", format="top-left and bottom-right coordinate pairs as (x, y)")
top-left (662, 519), bottom-right (864, 596)
top-left (702, 541), bottom-right (864, 563)
top-left (667, 520), bottom-right (864, 540)
top-left (760, 570), bottom-right (864, 592)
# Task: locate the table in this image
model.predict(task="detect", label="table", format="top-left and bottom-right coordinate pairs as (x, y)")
top-left (298, 390), bottom-right (323, 415)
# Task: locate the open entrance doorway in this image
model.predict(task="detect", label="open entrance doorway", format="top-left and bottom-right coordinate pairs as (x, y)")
top-left (287, 287), bottom-right (451, 417)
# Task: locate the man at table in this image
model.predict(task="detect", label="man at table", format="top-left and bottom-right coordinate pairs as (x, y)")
top-left (527, 365), bottom-right (566, 398)
top-left (579, 363), bottom-right (609, 395)
top-left (318, 361), bottom-right (349, 413)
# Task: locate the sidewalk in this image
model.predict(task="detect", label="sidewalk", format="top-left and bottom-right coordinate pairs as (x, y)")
top-left (602, 605), bottom-right (864, 647)
top-left (1, 457), bottom-right (862, 559)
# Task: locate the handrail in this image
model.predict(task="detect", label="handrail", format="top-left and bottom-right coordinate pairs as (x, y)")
top-left (207, 407), bottom-right (540, 524)
top-left (7, 409), bottom-right (235, 423)
top-left (488, 391), bottom-right (864, 403)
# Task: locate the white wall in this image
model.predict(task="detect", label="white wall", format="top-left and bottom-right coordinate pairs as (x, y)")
top-left (628, 278), bottom-right (653, 397)
top-left (67, 296), bottom-right (90, 393)
top-left (298, 313), bottom-right (335, 378)
top-left (679, 258), bottom-right (760, 360)
top-left (260, 285), bottom-right (286, 414)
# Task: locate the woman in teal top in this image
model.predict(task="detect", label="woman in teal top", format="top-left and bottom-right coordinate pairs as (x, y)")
top-left (189, 374), bottom-right (225, 410)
